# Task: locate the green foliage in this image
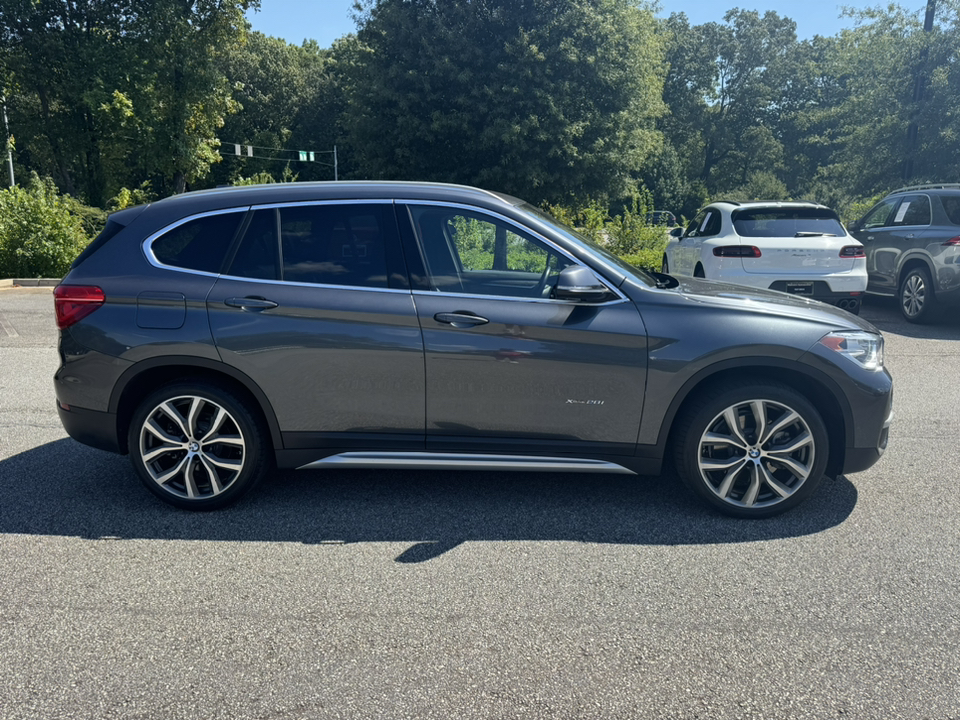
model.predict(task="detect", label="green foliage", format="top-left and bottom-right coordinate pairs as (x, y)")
top-left (108, 182), bottom-right (156, 212)
top-left (843, 192), bottom-right (886, 227)
top-left (0, 0), bottom-right (257, 203)
top-left (347, 0), bottom-right (666, 204)
top-left (0, 175), bottom-right (91, 278)
top-left (546, 194), bottom-right (667, 271)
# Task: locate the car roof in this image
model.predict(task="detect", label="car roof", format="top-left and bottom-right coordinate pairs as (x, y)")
top-left (888, 183), bottom-right (960, 196)
top-left (707, 200), bottom-right (829, 211)
top-left (144, 181), bottom-right (525, 217)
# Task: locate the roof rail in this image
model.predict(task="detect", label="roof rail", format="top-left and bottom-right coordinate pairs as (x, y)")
top-left (890, 183), bottom-right (960, 193)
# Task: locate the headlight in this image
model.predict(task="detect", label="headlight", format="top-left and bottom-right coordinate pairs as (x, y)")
top-left (819, 331), bottom-right (884, 371)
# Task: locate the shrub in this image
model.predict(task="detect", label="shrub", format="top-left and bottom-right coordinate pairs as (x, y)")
top-left (108, 181), bottom-right (156, 213)
top-left (545, 193), bottom-right (667, 272)
top-left (0, 175), bottom-right (92, 278)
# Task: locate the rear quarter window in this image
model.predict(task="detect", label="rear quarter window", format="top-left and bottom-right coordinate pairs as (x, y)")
top-left (940, 196), bottom-right (960, 225)
top-left (151, 211), bottom-right (246, 273)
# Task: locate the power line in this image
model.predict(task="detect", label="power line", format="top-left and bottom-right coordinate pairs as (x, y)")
top-left (217, 141), bottom-right (338, 179)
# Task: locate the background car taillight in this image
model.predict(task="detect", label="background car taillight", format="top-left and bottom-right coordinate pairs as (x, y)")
top-left (54, 285), bottom-right (105, 329)
top-left (839, 245), bottom-right (866, 258)
top-left (713, 246), bottom-right (762, 257)
top-left (943, 236), bottom-right (960, 246)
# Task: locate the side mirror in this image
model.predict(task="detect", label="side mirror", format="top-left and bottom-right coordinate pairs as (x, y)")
top-left (669, 227), bottom-right (684, 239)
top-left (554, 266), bottom-right (613, 303)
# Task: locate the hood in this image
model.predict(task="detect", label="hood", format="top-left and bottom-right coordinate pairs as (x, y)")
top-left (640, 275), bottom-right (880, 333)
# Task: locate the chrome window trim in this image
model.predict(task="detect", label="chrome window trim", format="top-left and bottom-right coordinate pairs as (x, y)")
top-left (395, 199), bottom-right (629, 303)
top-left (216, 273), bottom-right (413, 294)
top-left (412, 289), bottom-right (628, 307)
top-left (142, 207), bottom-right (249, 276)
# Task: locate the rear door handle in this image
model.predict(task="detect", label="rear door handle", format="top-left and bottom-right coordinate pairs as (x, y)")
top-left (434, 311), bottom-right (489, 328)
top-left (224, 296), bottom-right (278, 311)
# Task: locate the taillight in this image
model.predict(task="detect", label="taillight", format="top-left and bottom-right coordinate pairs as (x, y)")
top-left (944, 236), bottom-right (960, 246)
top-left (54, 285), bottom-right (105, 329)
top-left (713, 246), bottom-right (762, 257)
top-left (839, 245), bottom-right (866, 258)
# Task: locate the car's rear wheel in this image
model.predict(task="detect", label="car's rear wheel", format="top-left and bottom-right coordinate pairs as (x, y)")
top-left (127, 381), bottom-right (271, 509)
top-left (899, 266), bottom-right (940, 323)
top-left (673, 382), bottom-right (829, 518)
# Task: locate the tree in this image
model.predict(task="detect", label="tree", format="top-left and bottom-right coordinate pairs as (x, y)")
top-left (345, 0), bottom-right (666, 205)
top-left (0, 0), bottom-right (257, 203)
top-left (210, 33), bottom-right (350, 186)
top-left (658, 10), bottom-right (798, 199)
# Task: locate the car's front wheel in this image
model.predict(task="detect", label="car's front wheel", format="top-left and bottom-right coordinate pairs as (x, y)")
top-left (899, 266), bottom-right (940, 323)
top-left (673, 382), bottom-right (829, 518)
top-left (127, 381), bottom-right (271, 510)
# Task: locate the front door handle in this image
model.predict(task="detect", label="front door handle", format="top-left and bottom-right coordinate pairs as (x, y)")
top-left (225, 296), bottom-right (278, 311)
top-left (434, 311), bottom-right (489, 328)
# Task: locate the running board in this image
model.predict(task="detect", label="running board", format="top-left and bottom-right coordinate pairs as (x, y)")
top-left (297, 452), bottom-right (636, 474)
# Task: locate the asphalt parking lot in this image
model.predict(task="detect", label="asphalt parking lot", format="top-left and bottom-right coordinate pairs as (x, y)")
top-left (0, 286), bottom-right (958, 720)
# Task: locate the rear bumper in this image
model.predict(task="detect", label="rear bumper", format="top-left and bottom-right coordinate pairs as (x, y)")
top-left (56, 401), bottom-right (122, 454)
top-left (766, 281), bottom-right (865, 311)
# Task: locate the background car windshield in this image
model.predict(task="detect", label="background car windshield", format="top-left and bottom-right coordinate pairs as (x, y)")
top-left (732, 208), bottom-right (845, 237)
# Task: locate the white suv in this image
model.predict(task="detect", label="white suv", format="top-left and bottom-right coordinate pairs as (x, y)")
top-left (663, 201), bottom-right (868, 314)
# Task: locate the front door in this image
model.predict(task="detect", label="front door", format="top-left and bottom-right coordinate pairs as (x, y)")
top-left (401, 203), bottom-right (647, 457)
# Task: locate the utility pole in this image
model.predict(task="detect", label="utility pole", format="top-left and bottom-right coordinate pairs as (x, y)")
top-left (903, 0), bottom-right (938, 181)
top-left (1, 92), bottom-right (14, 187)
top-left (334, 145), bottom-right (338, 181)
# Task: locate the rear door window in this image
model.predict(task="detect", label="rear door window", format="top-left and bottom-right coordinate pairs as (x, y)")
top-left (891, 194), bottom-right (931, 226)
top-left (227, 203), bottom-right (406, 289)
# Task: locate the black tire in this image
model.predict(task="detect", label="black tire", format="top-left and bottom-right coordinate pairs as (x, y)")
top-left (899, 266), bottom-right (940, 323)
top-left (673, 381), bottom-right (829, 518)
top-left (661, 255), bottom-right (669, 273)
top-left (694, 264), bottom-right (705, 278)
top-left (127, 380), bottom-right (271, 510)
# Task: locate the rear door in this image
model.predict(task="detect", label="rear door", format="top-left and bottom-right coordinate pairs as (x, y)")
top-left (206, 201), bottom-right (425, 450)
top-left (400, 203), bottom-right (647, 457)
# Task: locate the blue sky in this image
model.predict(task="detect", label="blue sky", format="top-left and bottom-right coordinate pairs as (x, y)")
top-left (245, 0), bottom-right (887, 48)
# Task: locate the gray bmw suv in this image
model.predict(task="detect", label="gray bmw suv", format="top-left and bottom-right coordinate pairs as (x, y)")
top-left (54, 182), bottom-right (893, 518)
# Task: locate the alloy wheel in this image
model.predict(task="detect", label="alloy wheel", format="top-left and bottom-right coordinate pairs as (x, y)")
top-left (697, 398), bottom-right (815, 509)
top-left (901, 272), bottom-right (926, 319)
top-left (138, 395), bottom-right (246, 500)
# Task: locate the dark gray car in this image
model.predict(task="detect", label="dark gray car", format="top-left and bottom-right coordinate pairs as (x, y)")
top-left (850, 183), bottom-right (960, 323)
top-left (54, 182), bottom-right (893, 518)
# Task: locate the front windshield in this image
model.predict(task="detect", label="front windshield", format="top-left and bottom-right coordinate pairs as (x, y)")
top-left (516, 203), bottom-right (658, 288)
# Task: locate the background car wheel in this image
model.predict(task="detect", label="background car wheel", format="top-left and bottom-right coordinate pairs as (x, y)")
top-left (694, 264), bottom-right (705, 278)
top-left (673, 381), bottom-right (829, 518)
top-left (127, 381), bottom-right (271, 510)
top-left (899, 266), bottom-right (940, 323)
top-left (661, 255), bottom-right (669, 273)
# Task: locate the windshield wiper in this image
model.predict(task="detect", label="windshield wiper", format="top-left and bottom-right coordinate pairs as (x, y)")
top-left (794, 232), bottom-right (837, 237)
